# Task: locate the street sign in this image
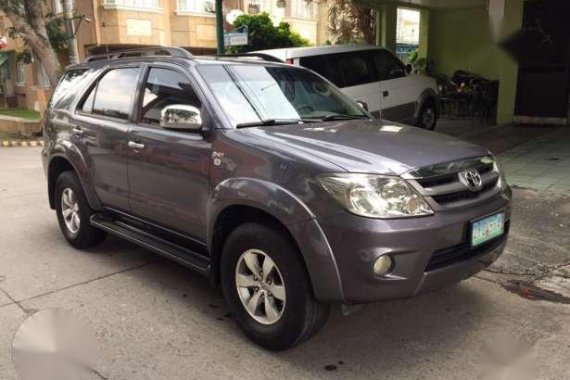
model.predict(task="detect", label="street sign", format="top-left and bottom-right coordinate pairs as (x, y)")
top-left (224, 32), bottom-right (248, 47)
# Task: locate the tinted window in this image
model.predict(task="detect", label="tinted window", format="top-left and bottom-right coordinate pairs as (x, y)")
top-left (300, 55), bottom-right (343, 87)
top-left (86, 68), bottom-right (140, 120)
top-left (50, 69), bottom-right (89, 110)
top-left (197, 65), bottom-right (365, 126)
top-left (337, 52), bottom-right (373, 87)
top-left (140, 68), bottom-right (201, 125)
top-left (373, 50), bottom-right (406, 80)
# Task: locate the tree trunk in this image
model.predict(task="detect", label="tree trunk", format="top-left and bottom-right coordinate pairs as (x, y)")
top-left (3, 1), bottom-right (63, 87)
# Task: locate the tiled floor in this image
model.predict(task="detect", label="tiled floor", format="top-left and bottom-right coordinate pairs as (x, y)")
top-left (437, 118), bottom-right (569, 193)
top-left (497, 128), bottom-right (570, 193)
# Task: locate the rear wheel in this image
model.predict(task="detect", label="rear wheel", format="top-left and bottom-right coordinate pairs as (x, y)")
top-left (55, 171), bottom-right (106, 249)
top-left (417, 100), bottom-right (437, 130)
top-left (221, 223), bottom-right (330, 351)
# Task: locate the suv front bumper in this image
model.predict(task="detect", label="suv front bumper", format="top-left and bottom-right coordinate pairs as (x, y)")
top-left (315, 192), bottom-right (511, 304)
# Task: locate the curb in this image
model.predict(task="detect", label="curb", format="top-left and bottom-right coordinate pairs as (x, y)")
top-left (1, 140), bottom-right (44, 148)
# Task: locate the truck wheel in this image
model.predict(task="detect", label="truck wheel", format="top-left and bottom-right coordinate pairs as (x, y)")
top-left (417, 100), bottom-right (437, 130)
top-left (221, 223), bottom-right (330, 351)
top-left (55, 171), bottom-right (106, 249)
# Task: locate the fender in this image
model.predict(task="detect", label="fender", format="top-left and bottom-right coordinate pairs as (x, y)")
top-left (208, 178), bottom-right (344, 301)
top-left (414, 88), bottom-right (440, 121)
top-left (46, 139), bottom-right (103, 211)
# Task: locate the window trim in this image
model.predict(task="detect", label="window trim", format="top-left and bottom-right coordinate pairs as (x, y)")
top-left (75, 65), bottom-right (142, 123)
top-left (132, 63), bottom-right (208, 132)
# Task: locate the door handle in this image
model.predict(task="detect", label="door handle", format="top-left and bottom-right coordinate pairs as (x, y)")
top-left (383, 91), bottom-right (390, 97)
top-left (128, 141), bottom-right (145, 150)
top-left (72, 126), bottom-right (83, 135)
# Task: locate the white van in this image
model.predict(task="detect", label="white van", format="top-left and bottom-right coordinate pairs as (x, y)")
top-left (251, 45), bottom-right (440, 129)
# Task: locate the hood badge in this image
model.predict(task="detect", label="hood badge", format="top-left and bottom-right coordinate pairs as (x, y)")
top-left (459, 169), bottom-right (483, 192)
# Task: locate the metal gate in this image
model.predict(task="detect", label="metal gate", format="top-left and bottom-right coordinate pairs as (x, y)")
top-left (514, 0), bottom-right (570, 124)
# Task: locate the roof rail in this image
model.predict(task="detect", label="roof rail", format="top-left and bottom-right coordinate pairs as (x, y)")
top-left (85, 46), bottom-right (193, 63)
top-left (217, 53), bottom-right (284, 63)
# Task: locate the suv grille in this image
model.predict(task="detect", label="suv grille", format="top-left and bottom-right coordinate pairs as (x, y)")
top-left (404, 157), bottom-right (501, 208)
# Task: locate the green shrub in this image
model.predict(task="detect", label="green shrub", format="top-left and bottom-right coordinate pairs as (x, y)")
top-left (228, 13), bottom-right (309, 53)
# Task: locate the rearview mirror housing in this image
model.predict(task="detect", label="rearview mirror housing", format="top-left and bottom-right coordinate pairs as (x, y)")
top-left (356, 100), bottom-right (369, 111)
top-left (160, 104), bottom-right (202, 132)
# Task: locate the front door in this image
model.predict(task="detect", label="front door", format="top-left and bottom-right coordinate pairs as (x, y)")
top-left (372, 49), bottom-right (416, 124)
top-left (73, 66), bottom-right (142, 210)
top-left (127, 65), bottom-right (212, 241)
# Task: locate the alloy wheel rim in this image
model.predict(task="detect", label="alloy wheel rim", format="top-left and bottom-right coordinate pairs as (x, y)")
top-left (235, 249), bottom-right (286, 325)
top-left (61, 188), bottom-right (80, 234)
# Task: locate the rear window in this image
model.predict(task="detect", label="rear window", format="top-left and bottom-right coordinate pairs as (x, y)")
top-left (49, 69), bottom-right (90, 110)
top-left (337, 52), bottom-right (374, 87)
top-left (300, 51), bottom-right (375, 88)
top-left (79, 67), bottom-right (141, 120)
top-left (300, 55), bottom-right (343, 87)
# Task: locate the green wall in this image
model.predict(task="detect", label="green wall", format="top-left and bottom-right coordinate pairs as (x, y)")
top-left (427, 2), bottom-right (524, 124)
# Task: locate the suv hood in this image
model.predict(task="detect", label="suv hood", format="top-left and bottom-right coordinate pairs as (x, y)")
top-left (244, 120), bottom-right (489, 176)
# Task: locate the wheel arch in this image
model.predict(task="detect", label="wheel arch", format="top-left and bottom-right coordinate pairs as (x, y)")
top-left (414, 88), bottom-right (439, 120)
top-left (207, 178), bottom-right (344, 302)
top-left (46, 146), bottom-right (102, 211)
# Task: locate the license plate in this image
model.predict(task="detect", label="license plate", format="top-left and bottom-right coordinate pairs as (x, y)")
top-left (471, 212), bottom-right (505, 247)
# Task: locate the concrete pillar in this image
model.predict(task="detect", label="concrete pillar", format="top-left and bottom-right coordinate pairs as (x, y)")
top-left (381, 4), bottom-right (397, 52)
top-left (375, 8), bottom-right (382, 47)
top-left (418, 9), bottom-right (430, 58)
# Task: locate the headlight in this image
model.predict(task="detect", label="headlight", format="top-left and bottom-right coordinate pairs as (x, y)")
top-left (317, 174), bottom-right (434, 218)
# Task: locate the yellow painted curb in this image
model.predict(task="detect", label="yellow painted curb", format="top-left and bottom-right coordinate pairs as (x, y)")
top-left (0, 140), bottom-right (44, 148)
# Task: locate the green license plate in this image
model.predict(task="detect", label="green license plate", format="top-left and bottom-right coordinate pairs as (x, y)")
top-left (471, 212), bottom-right (505, 247)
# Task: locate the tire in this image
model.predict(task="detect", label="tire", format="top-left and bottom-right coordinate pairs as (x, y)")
top-left (54, 171), bottom-right (106, 249)
top-left (416, 100), bottom-right (437, 130)
top-left (221, 223), bottom-right (330, 351)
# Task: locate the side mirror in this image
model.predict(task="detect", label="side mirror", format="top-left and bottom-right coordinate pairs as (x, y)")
top-left (356, 100), bottom-right (369, 111)
top-left (160, 104), bottom-right (202, 132)
top-left (405, 64), bottom-right (413, 74)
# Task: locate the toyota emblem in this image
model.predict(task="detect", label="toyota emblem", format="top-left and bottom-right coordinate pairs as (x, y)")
top-left (459, 169), bottom-right (483, 191)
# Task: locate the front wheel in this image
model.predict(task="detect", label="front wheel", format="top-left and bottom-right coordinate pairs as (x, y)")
top-left (221, 223), bottom-right (330, 351)
top-left (416, 100), bottom-right (437, 130)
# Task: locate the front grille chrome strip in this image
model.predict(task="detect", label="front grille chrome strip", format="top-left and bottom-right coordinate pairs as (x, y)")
top-left (404, 156), bottom-right (501, 208)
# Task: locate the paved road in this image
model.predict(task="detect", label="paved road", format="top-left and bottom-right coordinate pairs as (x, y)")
top-left (1, 147), bottom-right (569, 380)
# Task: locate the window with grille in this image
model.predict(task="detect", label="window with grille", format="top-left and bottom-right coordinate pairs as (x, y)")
top-left (177, 0), bottom-right (216, 13)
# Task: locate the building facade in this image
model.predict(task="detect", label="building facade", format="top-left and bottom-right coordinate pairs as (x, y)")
top-left (0, 0), bottom-right (324, 113)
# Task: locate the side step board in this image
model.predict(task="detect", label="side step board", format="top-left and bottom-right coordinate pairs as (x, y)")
top-left (90, 214), bottom-right (211, 276)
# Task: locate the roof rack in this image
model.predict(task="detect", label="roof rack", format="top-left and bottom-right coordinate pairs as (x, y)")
top-left (216, 53), bottom-right (284, 63)
top-left (85, 46), bottom-right (193, 63)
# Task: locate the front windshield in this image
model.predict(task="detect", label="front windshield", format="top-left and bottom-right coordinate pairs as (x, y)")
top-left (197, 64), bottom-right (367, 127)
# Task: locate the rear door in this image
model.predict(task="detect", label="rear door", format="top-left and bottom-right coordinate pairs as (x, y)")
top-left (126, 64), bottom-right (212, 241)
top-left (372, 49), bottom-right (417, 123)
top-left (300, 51), bottom-right (383, 117)
top-left (73, 65), bottom-right (142, 210)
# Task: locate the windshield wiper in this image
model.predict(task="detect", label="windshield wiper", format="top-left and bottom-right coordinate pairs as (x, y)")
top-left (319, 114), bottom-right (369, 121)
top-left (236, 118), bottom-right (321, 129)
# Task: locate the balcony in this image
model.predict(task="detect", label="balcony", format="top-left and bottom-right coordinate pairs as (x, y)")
top-left (102, 0), bottom-right (162, 13)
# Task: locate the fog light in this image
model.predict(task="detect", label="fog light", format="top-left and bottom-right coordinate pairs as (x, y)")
top-left (373, 255), bottom-right (393, 276)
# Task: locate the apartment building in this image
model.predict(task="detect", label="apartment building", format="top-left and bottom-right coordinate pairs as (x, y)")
top-left (0, 0), bottom-right (324, 113)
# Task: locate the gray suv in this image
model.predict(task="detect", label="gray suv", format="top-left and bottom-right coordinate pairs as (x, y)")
top-left (42, 47), bottom-right (511, 351)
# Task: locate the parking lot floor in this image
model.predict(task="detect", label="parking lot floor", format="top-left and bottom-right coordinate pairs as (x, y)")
top-left (0, 141), bottom-right (569, 379)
